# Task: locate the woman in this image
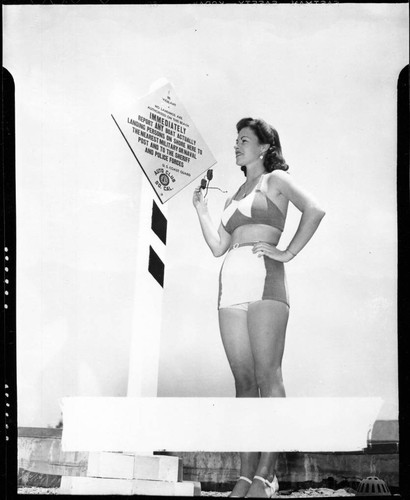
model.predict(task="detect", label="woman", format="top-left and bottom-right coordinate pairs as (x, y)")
top-left (192, 117), bottom-right (325, 498)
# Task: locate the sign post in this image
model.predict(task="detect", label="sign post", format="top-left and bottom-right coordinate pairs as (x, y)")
top-left (111, 82), bottom-right (218, 401)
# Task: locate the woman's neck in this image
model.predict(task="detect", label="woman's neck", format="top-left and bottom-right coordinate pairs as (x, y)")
top-left (245, 163), bottom-right (265, 183)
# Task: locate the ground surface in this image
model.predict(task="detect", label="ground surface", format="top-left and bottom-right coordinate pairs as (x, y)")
top-left (18, 487), bottom-right (355, 497)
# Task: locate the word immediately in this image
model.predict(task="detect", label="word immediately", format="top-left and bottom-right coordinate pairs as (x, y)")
top-left (149, 112), bottom-right (187, 135)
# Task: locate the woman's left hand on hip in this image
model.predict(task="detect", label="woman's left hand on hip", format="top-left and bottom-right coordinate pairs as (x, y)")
top-left (252, 242), bottom-right (291, 262)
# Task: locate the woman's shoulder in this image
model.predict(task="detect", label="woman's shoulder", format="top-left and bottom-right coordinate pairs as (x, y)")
top-left (266, 169), bottom-right (290, 179)
top-left (264, 169), bottom-right (291, 188)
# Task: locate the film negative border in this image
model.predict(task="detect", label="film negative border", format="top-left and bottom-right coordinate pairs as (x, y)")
top-left (2, 66), bottom-right (17, 499)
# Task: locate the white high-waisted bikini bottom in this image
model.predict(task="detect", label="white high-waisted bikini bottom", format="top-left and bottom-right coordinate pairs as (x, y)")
top-left (218, 242), bottom-right (289, 310)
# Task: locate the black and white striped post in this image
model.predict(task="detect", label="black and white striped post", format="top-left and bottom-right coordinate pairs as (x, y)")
top-left (127, 175), bottom-right (168, 398)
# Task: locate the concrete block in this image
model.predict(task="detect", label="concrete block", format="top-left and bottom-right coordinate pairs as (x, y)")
top-left (134, 454), bottom-right (181, 481)
top-left (60, 476), bottom-right (200, 496)
top-left (60, 476), bottom-right (133, 495)
top-left (86, 452), bottom-right (181, 481)
top-left (87, 452), bottom-right (135, 479)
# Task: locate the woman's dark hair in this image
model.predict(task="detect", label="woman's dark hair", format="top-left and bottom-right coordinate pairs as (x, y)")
top-left (236, 117), bottom-right (289, 176)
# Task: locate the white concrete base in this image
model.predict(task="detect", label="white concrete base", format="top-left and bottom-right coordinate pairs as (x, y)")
top-left (61, 396), bottom-right (383, 452)
top-left (59, 475), bottom-right (201, 496)
top-left (87, 451), bottom-right (182, 481)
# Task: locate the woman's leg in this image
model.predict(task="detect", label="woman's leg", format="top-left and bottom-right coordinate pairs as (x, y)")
top-left (218, 307), bottom-right (260, 497)
top-left (245, 300), bottom-right (289, 497)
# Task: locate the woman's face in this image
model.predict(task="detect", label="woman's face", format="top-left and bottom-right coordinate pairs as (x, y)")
top-left (234, 127), bottom-right (265, 167)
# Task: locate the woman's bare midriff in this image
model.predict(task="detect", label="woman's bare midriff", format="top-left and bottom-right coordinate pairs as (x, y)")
top-left (230, 224), bottom-right (282, 247)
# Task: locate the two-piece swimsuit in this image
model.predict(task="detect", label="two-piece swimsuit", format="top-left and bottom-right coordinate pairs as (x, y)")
top-left (218, 174), bottom-right (290, 310)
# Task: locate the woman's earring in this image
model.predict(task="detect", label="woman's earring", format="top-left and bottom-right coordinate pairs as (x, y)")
top-left (259, 154), bottom-right (264, 160)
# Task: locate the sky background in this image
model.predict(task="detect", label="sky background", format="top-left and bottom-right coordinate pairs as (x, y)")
top-left (3, 4), bottom-right (408, 427)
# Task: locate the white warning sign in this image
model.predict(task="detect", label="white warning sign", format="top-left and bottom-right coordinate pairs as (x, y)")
top-left (112, 82), bottom-right (217, 203)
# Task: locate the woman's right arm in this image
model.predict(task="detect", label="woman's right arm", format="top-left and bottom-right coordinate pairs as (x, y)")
top-left (193, 186), bottom-right (231, 257)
